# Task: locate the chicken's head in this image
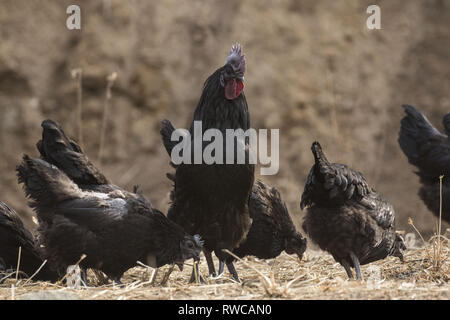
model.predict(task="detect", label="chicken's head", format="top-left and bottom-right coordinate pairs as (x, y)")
top-left (220, 43), bottom-right (246, 100)
top-left (285, 232), bottom-right (307, 260)
top-left (177, 234), bottom-right (203, 270)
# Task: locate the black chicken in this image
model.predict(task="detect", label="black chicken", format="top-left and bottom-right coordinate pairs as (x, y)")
top-left (36, 119), bottom-right (151, 206)
top-left (300, 142), bottom-right (406, 279)
top-left (162, 124), bottom-right (307, 270)
top-left (163, 44), bottom-right (254, 282)
top-left (36, 120), bottom-right (116, 192)
top-left (34, 119), bottom-right (193, 283)
top-left (0, 201), bottom-right (58, 282)
top-left (228, 180), bottom-right (307, 265)
top-left (398, 104), bottom-right (450, 223)
top-left (16, 155), bottom-right (203, 283)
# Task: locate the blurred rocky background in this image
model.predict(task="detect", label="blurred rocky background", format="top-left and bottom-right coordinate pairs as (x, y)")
top-left (0, 0), bottom-right (448, 237)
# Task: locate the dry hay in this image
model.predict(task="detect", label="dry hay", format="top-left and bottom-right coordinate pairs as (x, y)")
top-left (0, 236), bottom-right (448, 300)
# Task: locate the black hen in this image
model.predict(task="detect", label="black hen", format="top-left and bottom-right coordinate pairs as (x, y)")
top-left (230, 180), bottom-right (307, 264)
top-left (16, 156), bottom-right (203, 283)
top-left (398, 104), bottom-right (450, 223)
top-left (0, 202), bottom-right (57, 282)
top-left (300, 142), bottom-right (406, 279)
top-left (163, 44), bottom-right (254, 282)
top-left (37, 120), bottom-right (108, 187)
top-left (36, 119), bottom-right (151, 210)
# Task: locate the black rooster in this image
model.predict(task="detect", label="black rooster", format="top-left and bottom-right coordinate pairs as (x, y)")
top-left (398, 104), bottom-right (450, 223)
top-left (162, 126), bottom-right (307, 272)
top-left (163, 44), bottom-right (254, 282)
top-left (0, 201), bottom-right (58, 282)
top-left (16, 155), bottom-right (203, 283)
top-left (300, 142), bottom-right (406, 279)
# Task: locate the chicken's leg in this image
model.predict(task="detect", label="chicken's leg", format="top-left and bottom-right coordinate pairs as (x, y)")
top-left (204, 250), bottom-right (217, 277)
top-left (226, 262), bottom-right (240, 282)
top-left (160, 264), bottom-right (174, 286)
top-left (350, 252), bottom-right (362, 280)
top-left (218, 260), bottom-right (225, 276)
top-left (217, 260), bottom-right (240, 282)
top-left (341, 260), bottom-right (354, 279)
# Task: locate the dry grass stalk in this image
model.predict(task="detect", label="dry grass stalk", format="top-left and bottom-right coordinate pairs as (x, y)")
top-left (15, 246), bottom-right (22, 282)
top-left (223, 249), bottom-right (296, 297)
top-left (71, 68), bottom-right (83, 146)
top-left (98, 72), bottom-right (117, 165)
top-left (408, 217), bottom-right (427, 245)
top-left (434, 175), bottom-right (444, 269)
top-left (23, 260), bottom-right (48, 285)
top-left (136, 261), bottom-right (158, 284)
top-left (56, 254), bottom-right (87, 286)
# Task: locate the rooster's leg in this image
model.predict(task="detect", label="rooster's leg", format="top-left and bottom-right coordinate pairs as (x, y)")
top-left (218, 260), bottom-right (240, 282)
top-left (160, 264), bottom-right (174, 286)
top-left (350, 252), bottom-right (362, 280)
top-left (226, 262), bottom-right (240, 282)
top-left (204, 250), bottom-right (217, 277)
top-left (341, 260), bottom-right (354, 279)
top-left (218, 260), bottom-right (224, 276)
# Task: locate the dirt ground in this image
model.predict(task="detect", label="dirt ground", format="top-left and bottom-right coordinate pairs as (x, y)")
top-left (0, 237), bottom-right (448, 300)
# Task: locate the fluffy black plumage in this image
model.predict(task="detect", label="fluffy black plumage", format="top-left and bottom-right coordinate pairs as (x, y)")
top-left (36, 119), bottom-right (151, 209)
top-left (37, 119), bottom-right (109, 187)
top-left (398, 104), bottom-right (450, 223)
top-left (232, 180), bottom-right (307, 260)
top-left (301, 142), bottom-right (406, 279)
top-left (0, 201), bottom-right (57, 282)
top-left (163, 44), bottom-right (254, 282)
top-left (16, 155), bottom-right (203, 282)
top-left (162, 122), bottom-right (305, 276)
